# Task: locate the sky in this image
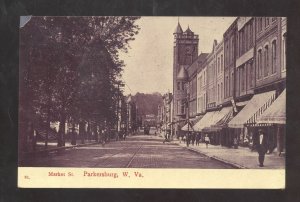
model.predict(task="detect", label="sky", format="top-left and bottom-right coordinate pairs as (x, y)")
top-left (119, 17), bottom-right (236, 95)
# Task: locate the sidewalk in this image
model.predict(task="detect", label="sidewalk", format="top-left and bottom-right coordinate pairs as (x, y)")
top-left (172, 139), bottom-right (285, 169)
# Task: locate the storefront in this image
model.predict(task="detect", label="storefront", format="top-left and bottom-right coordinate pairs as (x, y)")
top-left (256, 89), bottom-right (286, 155)
top-left (194, 111), bottom-right (218, 141)
top-left (227, 90), bottom-right (276, 148)
top-left (207, 107), bottom-right (234, 146)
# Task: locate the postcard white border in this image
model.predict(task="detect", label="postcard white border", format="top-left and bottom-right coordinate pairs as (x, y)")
top-left (18, 167), bottom-right (285, 189)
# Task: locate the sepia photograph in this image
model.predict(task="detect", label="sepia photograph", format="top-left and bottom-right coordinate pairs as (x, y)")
top-left (18, 16), bottom-right (286, 188)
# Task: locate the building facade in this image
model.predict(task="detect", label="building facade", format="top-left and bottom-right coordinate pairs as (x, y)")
top-left (255, 17), bottom-right (284, 94)
top-left (206, 40), bottom-right (218, 111)
top-left (215, 40), bottom-right (224, 107)
top-left (235, 17), bottom-right (256, 101)
top-left (196, 57), bottom-right (208, 115)
top-left (172, 23), bottom-right (199, 134)
top-left (280, 17), bottom-right (287, 79)
top-left (172, 17), bottom-right (286, 154)
top-left (223, 19), bottom-right (238, 105)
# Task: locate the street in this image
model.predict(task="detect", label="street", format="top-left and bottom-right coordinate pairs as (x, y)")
top-left (22, 134), bottom-right (234, 168)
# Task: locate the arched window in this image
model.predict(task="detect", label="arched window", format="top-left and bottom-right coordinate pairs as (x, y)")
top-left (218, 57), bottom-right (220, 74)
top-left (257, 49), bottom-right (262, 79)
top-left (272, 40), bottom-right (277, 74)
top-left (264, 45), bottom-right (269, 77)
top-left (221, 54), bottom-right (223, 72)
top-left (221, 82), bottom-right (223, 100)
top-left (241, 66), bottom-right (245, 91)
top-left (283, 33), bottom-right (286, 70)
top-left (217, 84), bottom-right (220, 102)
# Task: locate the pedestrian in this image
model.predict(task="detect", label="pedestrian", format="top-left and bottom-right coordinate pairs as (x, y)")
top-left (163, 131), bottom-right (168, 144)
top-left (186, 132), bottom-right (191, 147)
top-left (204, 134), bottom-right (210, 148)
top-left (191, 132), bottom-right (196, 146)
top-left (195, 132), bottom-right (200, 146)
top-left (182, 133), bottom-right (186, 143)
top-left (233, 137), bottom-right (238, 149)
top-left (257, 129), bottom-right (268, 167)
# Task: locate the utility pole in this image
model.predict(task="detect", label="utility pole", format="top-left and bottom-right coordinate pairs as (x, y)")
top-left (115, 81), bottom-right (124, 135)
top-left (186, 93), bottom-right (190, 147)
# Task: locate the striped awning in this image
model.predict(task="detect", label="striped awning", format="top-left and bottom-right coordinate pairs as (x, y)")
top-left (228, 90), bottom-right (276, 128)
top-left (206, 107), bottom-right (234, 132)
top-left (194, 111), bottom-right (217, 131)
top-left (257, 89), bottom-right (286, 124)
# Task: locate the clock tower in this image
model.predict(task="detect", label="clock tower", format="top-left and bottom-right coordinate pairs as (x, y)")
top-left (173, 23), bottom-right (199, 125)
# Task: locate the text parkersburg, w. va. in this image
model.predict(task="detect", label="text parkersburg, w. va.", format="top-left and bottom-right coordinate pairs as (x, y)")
top-left (48, 171), bottom-right (144, 179)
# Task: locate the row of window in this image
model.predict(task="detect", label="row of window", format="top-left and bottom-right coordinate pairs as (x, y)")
top-left (257, 17), bottom-right (277, 33)
top-left (217, 54), bottom-right (224, 74)
top-left (238, 19), bottom-right (254, 57)
top-left (237, 61), bottom-right (255, 93)
top-left (257, 40), bottom-right (277, 79)
top-left (225, 35), bottom-right (235, 67)
top-left (196, 93), bottom-right (206, 113)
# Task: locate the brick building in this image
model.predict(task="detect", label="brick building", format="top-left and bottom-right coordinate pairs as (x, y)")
top-left (172, 17), bottom-right (286, 154)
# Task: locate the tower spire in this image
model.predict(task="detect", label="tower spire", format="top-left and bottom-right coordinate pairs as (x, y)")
top-left (174, 19), bottom-right (183, 34)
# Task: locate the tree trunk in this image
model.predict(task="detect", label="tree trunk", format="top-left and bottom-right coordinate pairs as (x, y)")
top-left (87, 121), bottom-right (91, 142)
top-left (79, 121), bottom-right (85, 144)
top-left (45, 105), bottom-right (50, 149)
top-left (95, 124), bottom-right (99, 142)
top-left (58, 114), bottom-right (66, 147)
top-left (71, 121), bottom-right (76, 145)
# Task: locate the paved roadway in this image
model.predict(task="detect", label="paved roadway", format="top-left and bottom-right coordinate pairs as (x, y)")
top-left (23, 135), bottom-right (234, 168)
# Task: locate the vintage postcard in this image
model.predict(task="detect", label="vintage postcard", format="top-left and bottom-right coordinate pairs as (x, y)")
top-left (18, 16), bottom-right (286, 188)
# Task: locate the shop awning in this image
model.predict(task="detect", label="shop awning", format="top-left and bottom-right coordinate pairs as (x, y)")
top-left (204, 107), bottom-right (233, 132)
top-left (236, 100), bottom-right (249, 107)
top-left (193, 111), bottom-right (217, 131)
top-left (212, 107), bottom-right (234, 130)
top-left (181, 122), bottom-right (194, 131)
top-left (181, 116), bottom-right (203, 131)
top-left (228, 90), bottom-right (276, 128)
top-left (257, 89), bottom-right (286, 125)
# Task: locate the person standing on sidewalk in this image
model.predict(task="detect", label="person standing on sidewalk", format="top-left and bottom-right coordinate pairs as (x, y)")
top-left (195, 132), bottom-right (200, 146)
top-left (204, 134), bottom-right (210, 148)
top-left (257, 129), bottom-right (267, 167)
top-left (186, 132), bottom-right (190, 147)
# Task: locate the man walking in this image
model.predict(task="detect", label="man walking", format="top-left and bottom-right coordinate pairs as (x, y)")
top-left (204, 134), bottom-right (210, 148)
top-left (257, 129), bottom-right (267, 167)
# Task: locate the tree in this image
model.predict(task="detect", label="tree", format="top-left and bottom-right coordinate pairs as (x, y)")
top-left (19, 16), bottom-right (140, 151)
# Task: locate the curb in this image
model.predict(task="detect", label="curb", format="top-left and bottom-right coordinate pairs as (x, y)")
top-left (21, 141), bottom-right (100, 157)
top-left (174, 141), bottom-right (247, 169)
